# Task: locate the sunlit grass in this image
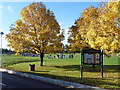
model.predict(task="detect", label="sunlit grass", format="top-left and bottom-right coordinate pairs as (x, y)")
top-left (2, 54), bottom-right (119, 88)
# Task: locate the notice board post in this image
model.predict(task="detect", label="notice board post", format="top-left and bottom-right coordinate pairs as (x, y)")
top-left (81, 48), bottom-right (103, 78)
top-left (101, 51), bottom-right (103, 78)
top-left (80, 51), bottom-right (83, 78)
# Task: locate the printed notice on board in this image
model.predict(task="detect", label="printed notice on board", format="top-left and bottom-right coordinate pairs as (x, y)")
top-left (95, 53), bottom-right (100, 59)
top-left (84, 53), bottom-right (88, 63)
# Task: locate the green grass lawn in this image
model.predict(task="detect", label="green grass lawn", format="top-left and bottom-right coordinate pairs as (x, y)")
top-left (2, 54), bottom-right (119, 88)
top-left (2, 54), bottom-right (40, 67)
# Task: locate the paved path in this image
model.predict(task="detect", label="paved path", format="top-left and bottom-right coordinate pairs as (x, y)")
top-left (1, 72), bottom-right (65, 89)
top-left (0, 68), bottom-right (106, 89)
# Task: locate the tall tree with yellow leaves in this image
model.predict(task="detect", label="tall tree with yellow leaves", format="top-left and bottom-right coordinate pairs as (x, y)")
top-left (6, 2), bottom-right (64, 66)
top-left (68, 0), bottom-right (119, 56)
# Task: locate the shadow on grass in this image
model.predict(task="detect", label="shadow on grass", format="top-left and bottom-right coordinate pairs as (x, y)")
top-left (4, 65), bottom-right (119, 88)
top-left (2, 59), bottom-right (40, 68)
top-left (55, 65), bottom-right (119, 72)
top-left (35, 71), bottom-right (49, 72)
top-left (21, 71), bottom-right (119, 88)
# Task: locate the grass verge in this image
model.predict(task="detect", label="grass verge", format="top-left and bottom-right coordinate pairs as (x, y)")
top-left (2, 54), bottom-right (119, 88)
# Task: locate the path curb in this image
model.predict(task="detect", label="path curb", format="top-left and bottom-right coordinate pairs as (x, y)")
top-left (0, 68), bottom-right (105, 89)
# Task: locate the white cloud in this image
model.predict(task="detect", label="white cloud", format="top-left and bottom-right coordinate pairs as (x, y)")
top-left (0, 29), bottom-right (4, 33)
top-left (7, 6), bottom-right (13, 12)
top-left (0, 5), bottom-right (3, 8)
top-left (61, 28), bottom-right (70, 45)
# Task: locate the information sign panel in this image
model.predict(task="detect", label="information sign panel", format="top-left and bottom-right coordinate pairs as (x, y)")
top-left (83, 49), bottom-right (101, 65)
top-left (81, 48), bottom-right (103, 78)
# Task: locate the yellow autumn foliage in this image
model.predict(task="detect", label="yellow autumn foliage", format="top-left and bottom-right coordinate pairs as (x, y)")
top-left (15, 52), bottom-right (20, 56)
top-left (68, 0), bottom-right (120, 55)
top-left (6, 2), bottom-right (65, 66)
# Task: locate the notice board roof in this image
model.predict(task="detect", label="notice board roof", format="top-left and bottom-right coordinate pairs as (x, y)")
top-left (82, 48), bottom-right (101, 53)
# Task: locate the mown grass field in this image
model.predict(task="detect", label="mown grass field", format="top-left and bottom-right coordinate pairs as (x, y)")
top-left (2, 54), bottom-right (119, 88)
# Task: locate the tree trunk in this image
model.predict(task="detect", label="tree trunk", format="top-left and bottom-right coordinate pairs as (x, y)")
top-left (40, 52), bottom-right (44, 66)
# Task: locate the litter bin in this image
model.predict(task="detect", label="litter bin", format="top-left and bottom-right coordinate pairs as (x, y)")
top-left (29, 64), bottom-right (35, 71)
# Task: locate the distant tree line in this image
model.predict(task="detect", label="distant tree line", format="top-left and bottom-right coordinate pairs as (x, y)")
top-left (2, 48), bottom-right (15, 54)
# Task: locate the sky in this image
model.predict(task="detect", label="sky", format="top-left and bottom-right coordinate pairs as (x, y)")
top-left (0, 1), bottom-right (101, 49)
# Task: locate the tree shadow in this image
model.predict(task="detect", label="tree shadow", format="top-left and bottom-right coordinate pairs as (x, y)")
top-left (35, 71), bottom-right (49, 72)
top-left (55, 65), bottom-right (119, 72)
top-left (23, 71), bottom-right (119, 88)
top-left (55, 65), bottom-right (80, 71)
top-left (3, 59), bottom-right (40, 67)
